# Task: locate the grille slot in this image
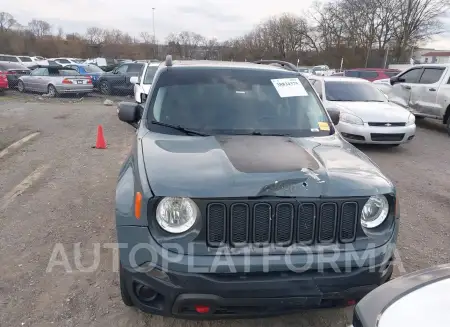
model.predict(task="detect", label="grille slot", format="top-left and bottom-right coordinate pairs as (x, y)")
top-left (297, 203), bottom-right (316, 245)
top-left (318, 203), bottom-right (337, 243)
top-left (206, 203), bottom-right (226, 247)
top-left (340, 202), bottom-right (358, 242)
top-left (205, 200), bottom-right (359, 247)
top-left (275, 203), bottom-right (294, 245)
top-left (253, 203), bottom-right (271, 245)
top-left (230, 203), bottom-right (249, 246)
top-left (368, 122), bottom-right (406, 127)
top-left (370, 133), bottom-right (405, 141)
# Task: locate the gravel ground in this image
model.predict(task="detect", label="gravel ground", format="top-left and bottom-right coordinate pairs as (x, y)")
top-left (0, 94), bottom-right (449, 327)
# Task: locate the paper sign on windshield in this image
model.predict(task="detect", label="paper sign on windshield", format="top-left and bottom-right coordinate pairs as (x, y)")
top-left (271, 78), bottom-right (308, 97)
top-left (318, 122), bottom-right (330, 131)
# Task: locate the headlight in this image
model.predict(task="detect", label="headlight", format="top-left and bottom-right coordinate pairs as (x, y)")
top-left (406, 113), bottom-right (415, 125)
top-left (361, 195), bottom-right (389, 228)
top-left (156, 197), bottom-right (199, 233)
top-left (340, 113), bottom-right (364, 125)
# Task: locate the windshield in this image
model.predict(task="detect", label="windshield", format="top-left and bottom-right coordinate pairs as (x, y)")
top-left (19, 56), bottom-right (32, 62)
top-left (57, 69), bottom-right (80, 76)
top-left (143, 66), bottom-right (158, 84)
top-left (83, 65), bottom-right (103, 73)
top-left (325, 81), bottom-right (387, 102)
top-left (146, 68), bottom-right (331, 137)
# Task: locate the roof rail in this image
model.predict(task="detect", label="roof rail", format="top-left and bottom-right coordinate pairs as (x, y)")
top-left (165, 55), bottom-right (173, 67)
top-left (253, 60), bottom-right (298, 72)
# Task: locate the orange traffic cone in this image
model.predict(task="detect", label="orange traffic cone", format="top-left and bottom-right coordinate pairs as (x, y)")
top-left (94, 125), bottom-right (107, 149)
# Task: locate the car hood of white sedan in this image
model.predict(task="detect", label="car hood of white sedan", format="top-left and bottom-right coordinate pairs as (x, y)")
top-left (331, 101), bottom-right (411, 123)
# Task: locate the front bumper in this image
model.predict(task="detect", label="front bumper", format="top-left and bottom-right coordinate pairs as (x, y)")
top-left (122, 259), bottom-right (393, 319)
top-left (56, 85), bottom-right (94, 93)
top-left (118, 220), bottom-right (398, 319)
top-left (337, 122), bottom-right (415, 144)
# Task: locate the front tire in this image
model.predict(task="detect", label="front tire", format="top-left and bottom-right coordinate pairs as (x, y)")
top-left (99, 81), bottom-right (111, 95)
top-left (48, 84), bottom-right (57, 97)
top-left (17, 80), bottom-right (25, 93)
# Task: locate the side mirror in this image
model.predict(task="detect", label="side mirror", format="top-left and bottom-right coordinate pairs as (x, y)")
top-left (390, 76), bottom-right (404, 85)
top-left (326, 107), bottom-right (340, 125)
top-left (130, 76), bottom-right (139, 84)
top-left (117, 101), bottom-right (143, 128)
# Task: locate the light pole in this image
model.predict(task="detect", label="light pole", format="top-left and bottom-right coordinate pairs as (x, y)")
top-left (152, 7), bottom-right (157, 58)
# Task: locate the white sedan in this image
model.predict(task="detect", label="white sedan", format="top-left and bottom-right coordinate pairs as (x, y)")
top-left (309, 76), bottom-right (416, 146)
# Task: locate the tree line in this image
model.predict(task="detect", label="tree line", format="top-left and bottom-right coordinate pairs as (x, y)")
top-left (0, 0), bottom-right (449, 68)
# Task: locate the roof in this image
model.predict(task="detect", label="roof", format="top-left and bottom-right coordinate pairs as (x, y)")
top-left (168, 60), bottom-right (298, 72)
top-left (310, 76), bottom-right (370, 83)
top-left (422, 51), bottom-right (450, 57)
top-left (0, 62), bottom-right (30, 69)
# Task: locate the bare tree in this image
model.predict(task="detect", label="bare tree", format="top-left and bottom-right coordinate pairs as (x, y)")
top-left (28, 19), bottom-right (51, 37)
top-left (85, 26), bottom-right (104, 44)
top-left (0, 12), bottom-right (16, 31)
top-left (140, 31), bottom-right (155, 44)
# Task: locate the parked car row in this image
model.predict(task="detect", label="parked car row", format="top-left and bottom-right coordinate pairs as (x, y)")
top-left (0, 58), bottom-right (160, 99)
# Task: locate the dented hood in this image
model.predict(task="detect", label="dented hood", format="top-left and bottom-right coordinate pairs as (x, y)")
top-left (141, 133), bottom-right (393, 198)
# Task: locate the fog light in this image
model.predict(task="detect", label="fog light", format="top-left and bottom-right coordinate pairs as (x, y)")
top-left (135, 283), bottom-right (157, 302)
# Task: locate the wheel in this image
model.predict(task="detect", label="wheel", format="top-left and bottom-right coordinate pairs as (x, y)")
top-left (119, 265), bottom-right (133, 307)
top-left (47, 84), bottom-right (57, 97)
top-left (99, 81), bottom-right (111, 95)
top-left (17, 80), bottom-right (25, 93)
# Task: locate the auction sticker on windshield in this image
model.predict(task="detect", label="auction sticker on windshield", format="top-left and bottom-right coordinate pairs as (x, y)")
top-left (318, 122), bottom-right (330, 131)
top-left (271, 78), bottom-right (308, 97)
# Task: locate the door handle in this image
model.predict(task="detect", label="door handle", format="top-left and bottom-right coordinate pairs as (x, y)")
top-left (429, 88), bottom-right (436, 91)
top-left (403, 85), bottom-right (411, 90)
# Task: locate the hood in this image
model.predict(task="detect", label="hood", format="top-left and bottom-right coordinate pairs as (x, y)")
top-left (141, 133), bottom-right (393, 198)
top-left (331, 101), bottom-right (411, 123)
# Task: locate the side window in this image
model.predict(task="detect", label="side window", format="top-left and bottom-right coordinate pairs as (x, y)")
top-left (116, 64), bottom-right (128, 73)
top-left (447, 75), bottom-right (450, 84)
top-left (345, 70), bottom-right (360, 77)
top-left (418, 68), bottom-right (445, 84)
top-left (127, 64), bottom-right (144, 73)
top-left (399, 68), bottom-right (422, 83)
top-left (359, 71), bottom-right (379, 79)
top-left (31, 68), bottom-right (43, 76)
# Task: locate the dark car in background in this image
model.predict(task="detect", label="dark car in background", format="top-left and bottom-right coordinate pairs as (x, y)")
top-left (343, 68), bottom-right (401, 81)
top-left (65, 64), bottom-right (104, 88)
top-left (97, 62), bottom-right (144, 95)
top-left (0, 62), bottom-right (31, 89)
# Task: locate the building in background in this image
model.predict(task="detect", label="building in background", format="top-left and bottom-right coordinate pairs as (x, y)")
top-left (421, 51), bottom-right (450, 64)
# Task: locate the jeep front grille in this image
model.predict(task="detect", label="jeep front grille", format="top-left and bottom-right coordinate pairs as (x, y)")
top-left (206, 200), bottom-right (359, 247)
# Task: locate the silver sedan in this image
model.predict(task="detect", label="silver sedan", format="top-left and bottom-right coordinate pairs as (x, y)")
top-left (17, 66), bottom-right (93, 97)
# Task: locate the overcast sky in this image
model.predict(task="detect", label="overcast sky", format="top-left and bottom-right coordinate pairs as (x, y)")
top-left (3, 0), bottom-right (450, 49)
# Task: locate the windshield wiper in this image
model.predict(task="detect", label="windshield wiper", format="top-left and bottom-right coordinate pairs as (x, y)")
top-left (361, 100), bottom-right (385, 102)
top-left (150, 120), bottom-right (210, 136)
top-left (250, 131), bottom-right (291, 136)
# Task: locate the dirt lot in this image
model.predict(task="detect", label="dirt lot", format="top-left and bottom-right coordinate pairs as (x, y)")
top-left (1, 93), bottom-right (449, 327)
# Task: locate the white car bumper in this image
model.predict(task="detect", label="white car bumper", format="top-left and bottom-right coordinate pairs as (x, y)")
top-left (337, 122), bottom-right (416, 144)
